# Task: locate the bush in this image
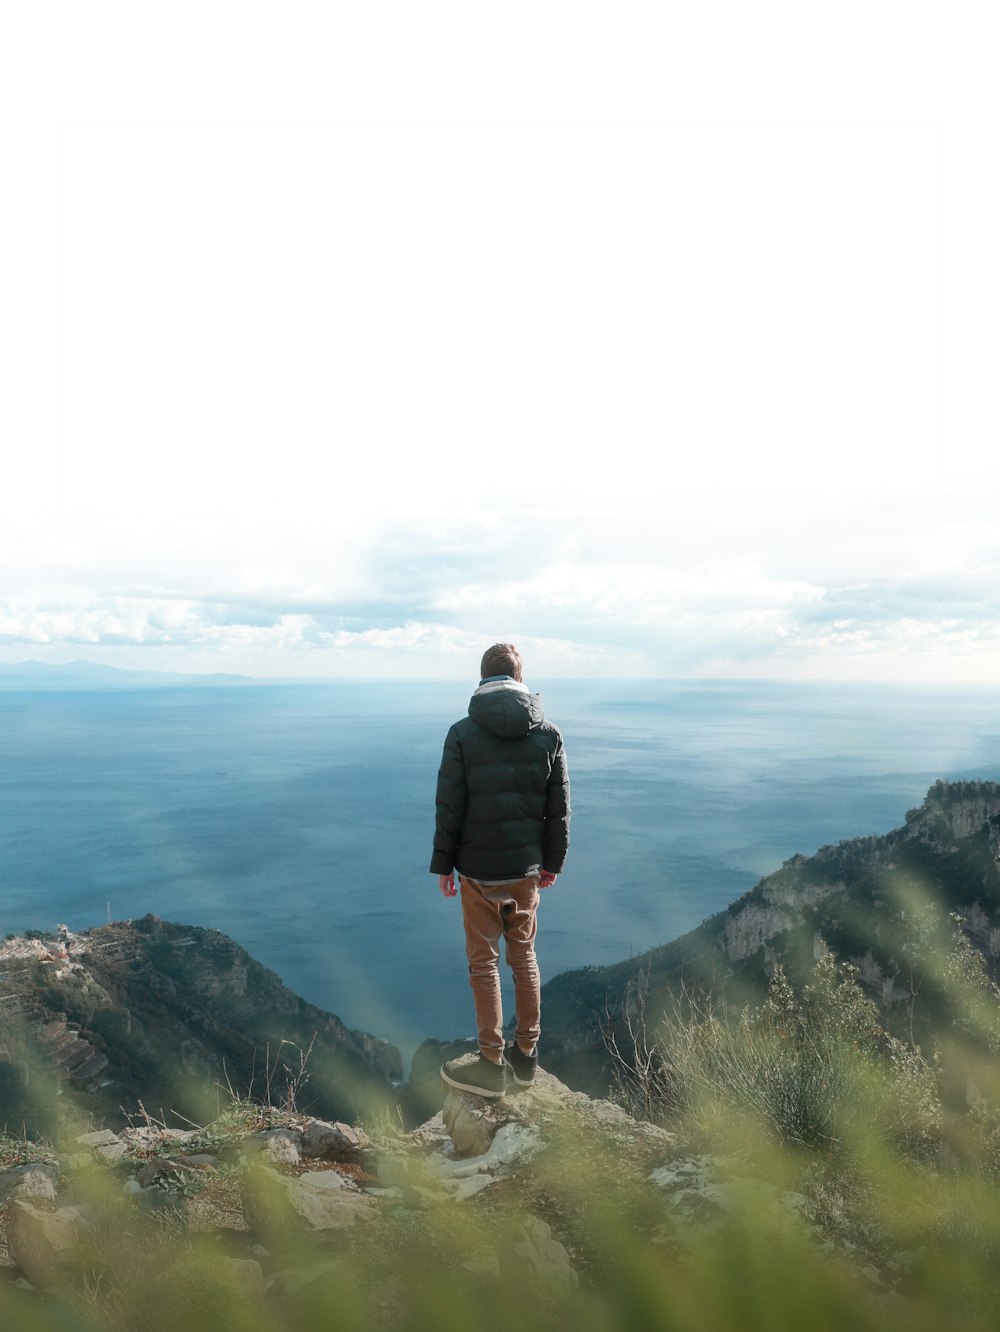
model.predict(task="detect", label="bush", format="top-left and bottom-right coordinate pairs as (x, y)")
top-left (610, 954), bottom-right (941, 1158)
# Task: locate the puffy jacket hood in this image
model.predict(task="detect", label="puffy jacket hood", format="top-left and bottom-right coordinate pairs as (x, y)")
top-left (467, 680), bottom-right (545, 739)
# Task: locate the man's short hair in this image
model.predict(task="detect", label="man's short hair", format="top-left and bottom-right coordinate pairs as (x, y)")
top-left (480, 643), bottom-right (523, 682)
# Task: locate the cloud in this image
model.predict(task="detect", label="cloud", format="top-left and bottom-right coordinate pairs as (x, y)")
top-left (3, 495), bottom-right (999, 680)
top-left (5, 544), bottom-right (1000, 683)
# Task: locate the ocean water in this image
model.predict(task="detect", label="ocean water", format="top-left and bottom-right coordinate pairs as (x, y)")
top-left (2, 679), bottom-right (999, 1067)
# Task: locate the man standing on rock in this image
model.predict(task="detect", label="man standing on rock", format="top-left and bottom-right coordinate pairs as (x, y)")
top-left (431, 643), bottom-right (571, 1098)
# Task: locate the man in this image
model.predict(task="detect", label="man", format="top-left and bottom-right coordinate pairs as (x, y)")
top-left (430, 643), bottom-right (571, 1098)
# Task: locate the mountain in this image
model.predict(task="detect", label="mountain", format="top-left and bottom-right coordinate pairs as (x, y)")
top-left (0, 917), bottom-right (401, 1133)
top-left (0, 660), bottom-right (254, 689)
top-left (540, 779), bottom-right (1000, 1093)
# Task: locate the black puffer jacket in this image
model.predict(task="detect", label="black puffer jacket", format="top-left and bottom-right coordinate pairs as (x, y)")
top-left (430, 682), bottom-right (571, 880)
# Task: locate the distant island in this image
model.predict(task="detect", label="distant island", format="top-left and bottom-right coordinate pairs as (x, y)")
top-left (0, 660), bottom-right (256, 690)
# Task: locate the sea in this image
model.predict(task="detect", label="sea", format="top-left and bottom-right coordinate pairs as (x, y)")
top-left (2, 679), bottom-right (999, 1069)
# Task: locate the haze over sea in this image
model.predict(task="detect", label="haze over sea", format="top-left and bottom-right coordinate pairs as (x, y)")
top-left (3, 678), bottom-right (999, 1067)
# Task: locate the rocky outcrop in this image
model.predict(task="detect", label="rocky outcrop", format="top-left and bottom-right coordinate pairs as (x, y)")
top-left (0, 918), bottom-right (401, 1130)
top-left (0, 1064), bottom-right (924, 1313)
top-left (0, 1068), bottom-right (656, 1301)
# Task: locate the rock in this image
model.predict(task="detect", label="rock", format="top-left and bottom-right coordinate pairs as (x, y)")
top-left (120, 1127), bottom-right (200, 1148)
top-left (400, 1184), bottom-right (443, 1209)
top-left (247, 1128), bottom-right (302, 1165)
top-left (0, 1162), bottom-right (59, 1204)
top-left (441, 1080), bottom-right (513, 1157)
top-left (587, 1098), bottom-right (675, 1147)
top-left (242, 1165), bottom-right (375, 1235)
top-left (416, 1121), bottom-right (541, 1200)
top-left (649, 1158), bottom-right (810, 1245)
top-left (446, 1174), bottom-right (494, 1201)
top-left (95, 1142), bottom-right (128, 1163)
top-left (75, 1129), bottom-right (127, 1162)
top-left (76, 1129), bottom-right (120, 1149)
top-left (137, 1158), bottom-right (186, 1188)
top-left (405, 1113), bottom-right (451, 1149)
top-left (286, 1171), bottom-right (375, 1230)
top-left (496, 1215), bottom-right (578, 1297)
top-left (269, 1259), bottom-right (341, 1297)
top-left (648, 1156), bottom-right (713, 1191)
top-left (300, 1119), bottom-right (372, 1160)
top-left (888, 1249), bottom-right (922, 1275)
top-left (215, 1257), bottom-right (267, 1301)
top-left (375, 1156), bottom-right (413, 1188)
top-left (6, 1201), bottom-right (87, 1287)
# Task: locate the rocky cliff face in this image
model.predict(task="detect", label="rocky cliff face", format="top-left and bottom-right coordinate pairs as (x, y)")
top-left (0, 917), bottom-right (401, 1133)
top-left (540, 780), bottom-right (1000, 1093)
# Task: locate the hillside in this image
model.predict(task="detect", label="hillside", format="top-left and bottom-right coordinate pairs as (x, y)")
top-left (541, 779), bottom-right (1000, 1092)
top-left (0, 917), bottom-right (401, 1133)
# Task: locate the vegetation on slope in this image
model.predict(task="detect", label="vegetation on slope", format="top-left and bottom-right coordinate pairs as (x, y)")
top-left (542, 780), bottom-right (1000, 1093)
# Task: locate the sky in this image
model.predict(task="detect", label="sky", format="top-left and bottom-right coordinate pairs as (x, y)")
top-left (2, 2), bottom-right (998, 682)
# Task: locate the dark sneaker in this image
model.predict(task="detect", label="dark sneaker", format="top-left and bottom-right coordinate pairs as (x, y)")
top-left (441, 1053), bottom-right (506, 1099)
top-left (504, 1041), bottom-right (538, 1087)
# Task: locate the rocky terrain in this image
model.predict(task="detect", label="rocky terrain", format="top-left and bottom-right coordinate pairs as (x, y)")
top-left (0, 1057), bottom-right (918, 1325)
top-left (540, 780), bottom-right (1000, 1092)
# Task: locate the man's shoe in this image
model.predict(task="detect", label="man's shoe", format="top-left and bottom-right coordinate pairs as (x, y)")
top-left (440, 1052), bottom-right (507, 1099)
top-left (504, 1041), bottom-right (538, 1087)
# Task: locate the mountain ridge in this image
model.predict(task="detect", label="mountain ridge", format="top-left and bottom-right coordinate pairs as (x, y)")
top-left (0, 916), bottom-right (401, 1134)
top-left (539, 778), bottom-right (1000, 1091)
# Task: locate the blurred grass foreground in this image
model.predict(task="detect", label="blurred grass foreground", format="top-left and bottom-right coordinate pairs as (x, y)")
top-left (5, 900), bottom-right (1000, 1330)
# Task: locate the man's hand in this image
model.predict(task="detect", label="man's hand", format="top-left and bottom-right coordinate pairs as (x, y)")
top-left (538, 871), bottom-right (558, 889)
top-left (438, 873), bottom-right (457, 897)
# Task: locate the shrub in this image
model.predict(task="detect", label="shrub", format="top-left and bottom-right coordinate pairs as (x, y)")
top-left (610, 954), bottom-right (941, 1158)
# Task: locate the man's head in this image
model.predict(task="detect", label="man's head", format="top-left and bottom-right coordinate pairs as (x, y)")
top-left (480, 642), bottom-right (523, 683)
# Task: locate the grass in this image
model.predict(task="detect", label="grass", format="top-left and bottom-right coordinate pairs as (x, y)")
top-left (6, 911), bottom-right (1000, 1329)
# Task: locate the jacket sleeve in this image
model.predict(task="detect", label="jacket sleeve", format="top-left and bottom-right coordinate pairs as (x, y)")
top-left (542, 736), bottom-right (571, 875)
top-left (429, 725), bottom-right (466, 875)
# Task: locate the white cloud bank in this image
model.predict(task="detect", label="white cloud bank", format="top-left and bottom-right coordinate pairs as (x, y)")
top-left (4, 533), bottom-right (998, 680)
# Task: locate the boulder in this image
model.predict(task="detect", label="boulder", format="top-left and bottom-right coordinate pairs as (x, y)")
top-left (242, 1165), bottom-right (375, 1235)
top-left (496, 1215), bottom-right (578, 1297)
top-left (76, 1129), bottom-right (127, 1162)
top-left (76, 1129), bottom-right (120, 1149)
top-left (247, 1128), bottom-right (302, 1165)
top-left (6, 1201), bottom-right (88, 1287)
top-left (441, 1079), bottom-right (514, 1157)
top-left (284, 1171), bottom-right (375, 1231)
top-left (300, 1119), bottom-right (372, 1160)
top-left (0, 1162), bottom-right (59, 1204)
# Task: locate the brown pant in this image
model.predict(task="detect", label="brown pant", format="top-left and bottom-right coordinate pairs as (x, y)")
top-left (459, 875), bottom-right (541, 1060)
